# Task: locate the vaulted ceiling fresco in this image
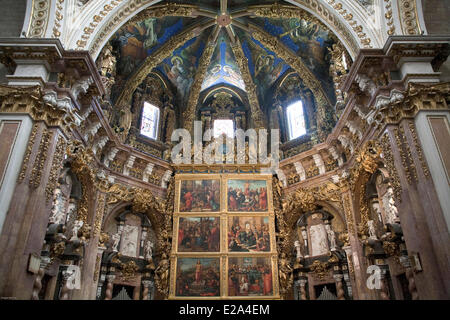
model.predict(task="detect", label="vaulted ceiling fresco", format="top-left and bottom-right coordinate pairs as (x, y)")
top-left (247, 16), bottom-right (337, 103)
top-left (156, 33), bottom-right (209, 99)
top-left (108, 16), bottom-right (199, 102)
top-left (99, 1), bottom-right (351, 150)
top-left (237, 29), bottom-right (290, 104)
top-left (201, 31), bottom-right (246, 92)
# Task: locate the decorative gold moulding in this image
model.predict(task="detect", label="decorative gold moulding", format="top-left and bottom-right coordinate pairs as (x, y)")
top-left (170, 173), bottom-right (278, 299)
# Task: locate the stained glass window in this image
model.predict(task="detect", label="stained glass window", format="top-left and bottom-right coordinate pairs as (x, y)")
top-left (287, 100), bottom-right (306, 140)
top-left (213, 119), bottom-right (234, 138)
top-left (140, 102), bottom-right (160, 140)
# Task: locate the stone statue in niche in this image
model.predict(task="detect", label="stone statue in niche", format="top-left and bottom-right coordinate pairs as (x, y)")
top-left (70, 220), bottom-right (84, 241)
top-left (120, 225), bottom-right (139, 257)
top-left (97, 43), bottom-right (117, 91)
top-left (111, 232), bottom-right (121, 252)
top-left (145, 240), bottom-right (154, 260)
top-left (294, 240), bottom-right (302, 258)
top-left (49, 188), bottom-right (66, 225)
top-left (368, 220), bottom-right (377, 239)
top-left (371, 201), bottom-right (383, 223)
top-left (383, 188), bottom-right (399, 225)
top-left (161, 102), bottom-right (175, 143)
top-left (66, 201), bottom-right (77, 225)
top-left (325, 224), bottom-right (337, 251)
top-left (309, 224), bottom-right (329, 256)
top-left (301, 229), bottom-right (308, 256)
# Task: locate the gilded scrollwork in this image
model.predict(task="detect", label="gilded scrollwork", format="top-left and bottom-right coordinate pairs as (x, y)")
top-left (30, 129), bottom-right (52, 189)
top-left (380, 133), bottom-right (402, 203)
top-left (45, 135), bottom-right (67, 201)
top-left (18, 124), bottom-right (39, 182)
top-left (408, 122), bottom-right (430, 178)
top-left (183, 38), bottom-right (216, 131)
top-left (230, 40), bottom-right (266, 129)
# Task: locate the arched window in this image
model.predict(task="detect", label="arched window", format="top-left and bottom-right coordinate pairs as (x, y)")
top-left (213, 119), bottom-right (234, 138)
top-left (140, 102), bottom-right (160, 140)
top-left (286, 100), bottom-right (306, 140)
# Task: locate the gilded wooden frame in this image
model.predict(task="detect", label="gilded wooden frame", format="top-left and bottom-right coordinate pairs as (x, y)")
top-left (225, 254), bottom-right (280, 299)
top-left (224, 174), bottom-right (274, 213)
top-left (170, 173), bottom-right (279, 300)
top-left (175, 174), bottom-right (223, 214)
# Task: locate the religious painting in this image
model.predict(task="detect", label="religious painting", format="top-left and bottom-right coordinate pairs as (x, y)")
top-left (158, 34), bottom-right (209, 99)
top-left (108, 17), bottom-right (195, 103)
top-left (175, 258), bottom-right (220, 297)
top-left (179, 179), bottom-right (220, 212)
top-left (238, 30), bottom-right (289, 103)
top-left (227, 179), bottom-right (268, 212)
top-left (177, 217), bottom-right (220, 252)
top-left (228, 257), bottom-right (273, 297)
top-left (228, 216), bottom-right (270, 252)
top-left (249, 17), bottom-right (337, 103)
top-left (201, 32), bottom-right (246, 92)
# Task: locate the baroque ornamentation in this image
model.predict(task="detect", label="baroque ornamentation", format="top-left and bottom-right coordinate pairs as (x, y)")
top-left (52, 0), bottom-right (65, 38)
top-left (310, 260), bottom-right (330, 280)
top-left (114, 27), bottom-right (197, 111)
top-left (325, 0), bottom-right (372, 47)
top-left (278, 0), bottom-right (359, 55)
top-left (398, 0), bottom-right (421, 35)
top-left (75, 0), bottom-right (125, 49)
top-left (230, 40), bottom-right (266, 129)
top-left (0, 85), bottom-right (78, 134)
top-left (30, 129), bottom-right (52, 189)
top-left (349, 140), bottom-right (383, 239)
top-left (384, 0), bottom-right (396, 36)
top-left (408, 122), bottom-right (430, 178)
top-left (27, 0), bottom-right (51, 38)
top-left (18, 124), bottom-right (39, 182)
top-left (183, 38), bottom-right (216, 131)
top-left (119, 260), bottom-right (139, 281)
top-left (377, 83), bottom-right (450, 125)
top-left (380, 133), bottom-right (402, 202)
top-left (45, 135), bottom-right (67, 201)
top-left (89, 2), bottom-right (197, 57)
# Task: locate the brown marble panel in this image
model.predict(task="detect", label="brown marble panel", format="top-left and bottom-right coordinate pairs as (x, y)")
top-left (428, 116), bottom-right (450, 184)
top-left (0, 121), bottom-right (20, 185)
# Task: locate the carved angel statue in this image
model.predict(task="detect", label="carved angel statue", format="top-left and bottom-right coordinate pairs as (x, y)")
top-left (368, 220), bottom-right (377, 239)
top-left (325, 224), bottom-right (337, 250)
top-left (111, 232), bottom-right (121, 252)
top-left (145, 240), bottom-right (154, 260)
top-left (49, 188), bottom-right (66, 225)
top-left (294, 240), bottom-right (302, 259)
top-left (70, 220), bottom-right (84, 241)
top-left (279, 253), bottom-right (293, 290)
top-left (384, 187), bottom-right (399, 224)
top-left (155, 253), bottom-right (170, 293)
top-left (355, 73), bottom-right (376, 97)
top-left (97, 43), bottom-right (116, 78)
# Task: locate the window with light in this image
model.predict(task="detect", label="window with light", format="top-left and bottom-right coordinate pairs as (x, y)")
top-left (213, 119), bottom-right (234, 138)
top-left (140, 102), bottom-right (160, 140)
top-left (286, 100), bottom-right (306, 140)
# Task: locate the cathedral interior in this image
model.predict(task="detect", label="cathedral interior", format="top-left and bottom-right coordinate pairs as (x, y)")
top-left (0, 0), bottom-right (449, 301)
